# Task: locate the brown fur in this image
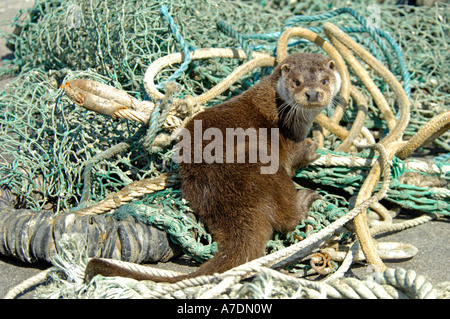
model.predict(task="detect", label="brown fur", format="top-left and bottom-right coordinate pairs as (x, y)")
top-left (85, 53), bottom-right (341, 283)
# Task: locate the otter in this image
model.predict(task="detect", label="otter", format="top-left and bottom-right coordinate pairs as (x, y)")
top-left (85, 52), bottom-right (342, 283)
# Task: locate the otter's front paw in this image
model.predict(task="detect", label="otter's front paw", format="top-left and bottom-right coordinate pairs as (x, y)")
top-left (299, 138), bottom-right (320, 166)
top-left (303, 138), bottom-right (320, 162)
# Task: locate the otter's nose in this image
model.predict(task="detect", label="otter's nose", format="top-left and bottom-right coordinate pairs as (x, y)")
top-left (305, 90), bottom-right (320, 102)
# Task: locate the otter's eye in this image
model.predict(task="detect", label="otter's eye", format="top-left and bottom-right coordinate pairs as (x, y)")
top-left (322, 79), bottom-right (328, 85)
top-left (294, 80), bottom-right (301, 87)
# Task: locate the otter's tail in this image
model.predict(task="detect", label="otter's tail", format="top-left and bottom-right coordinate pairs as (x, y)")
top-left (85, 232), bottom-right (267, 283)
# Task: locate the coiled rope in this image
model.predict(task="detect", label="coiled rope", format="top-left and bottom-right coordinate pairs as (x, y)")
top-left (6, 233), bottom-right (446, 299)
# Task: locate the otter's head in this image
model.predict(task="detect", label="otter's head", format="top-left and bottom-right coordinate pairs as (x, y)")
top-left (275, 53), bottom-right (341, 123)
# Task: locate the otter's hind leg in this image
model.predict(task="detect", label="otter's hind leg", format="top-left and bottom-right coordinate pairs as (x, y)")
top-left (295, 188), bottom-right (321, 220)
top-left (276, 188), bottom-right (320, 232)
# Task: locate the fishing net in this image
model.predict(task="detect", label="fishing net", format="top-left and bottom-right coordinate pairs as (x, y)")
top-left (0, 0), bottom-right (449, 292)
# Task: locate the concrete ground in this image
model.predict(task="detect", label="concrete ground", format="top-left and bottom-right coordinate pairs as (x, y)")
top-left (0, 0), bottom-right (448, 299)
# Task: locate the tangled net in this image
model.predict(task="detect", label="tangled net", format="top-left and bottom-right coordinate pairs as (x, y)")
top-left (0, 0), bottom-right (449, 298)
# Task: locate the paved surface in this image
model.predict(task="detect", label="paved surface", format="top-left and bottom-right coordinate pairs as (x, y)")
top-left (0, 0), bottom-right (448, 299)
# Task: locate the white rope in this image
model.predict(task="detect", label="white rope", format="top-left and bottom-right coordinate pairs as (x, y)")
top-left (143, 48), bottom-right (274, 103)
top-left (4, 268), bottom-right (52, 299)
top-left (90, 259), bottom-right (185, 278)
top-left (369, 213), bottom-right (437, 236)
top-left (311, 153), bottom-right (450, 174)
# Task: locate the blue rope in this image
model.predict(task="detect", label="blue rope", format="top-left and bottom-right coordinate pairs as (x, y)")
top-left (143, 103), bottom-right (161, 152)
top-left (158, 5), bottom-right (192, 89)
top-left (143, 94), bottom-right (176, 154)
top-left (217, 20), bottom-right (253, 60)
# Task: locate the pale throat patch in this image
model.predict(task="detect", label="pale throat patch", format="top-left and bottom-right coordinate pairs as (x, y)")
top-left (276, 78), bottom-right (292, 104)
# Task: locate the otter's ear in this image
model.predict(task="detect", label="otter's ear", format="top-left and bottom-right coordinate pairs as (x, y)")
top-left (328, 60), bottom-right (336, 70)
top-left (281, 64), bottom-right (290, 77)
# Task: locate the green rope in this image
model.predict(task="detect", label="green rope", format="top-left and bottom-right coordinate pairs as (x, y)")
top-left (109, 188), bottom-right (217, 262)
top-left (295, 150), bottom-right (450, 216)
